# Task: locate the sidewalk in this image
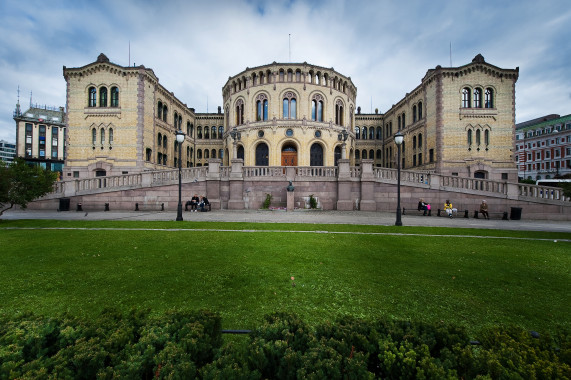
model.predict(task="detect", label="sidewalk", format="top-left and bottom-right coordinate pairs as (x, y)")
top-left (2, 209), bottom-right (570, 233)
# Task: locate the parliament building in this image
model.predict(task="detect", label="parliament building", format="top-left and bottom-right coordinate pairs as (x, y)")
top-left (61, 53), bottom-right (519, 182)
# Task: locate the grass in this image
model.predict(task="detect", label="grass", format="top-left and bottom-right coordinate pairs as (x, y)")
top-left (1, 219), bottom-right (570, 335)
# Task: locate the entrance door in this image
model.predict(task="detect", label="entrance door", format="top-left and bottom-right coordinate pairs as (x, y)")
top-left (255, 143), bottom-right (269, 166)
top-left (281, 145), bottom-right (297, 166)
top-left (310, 143), bottom-right (323, 166)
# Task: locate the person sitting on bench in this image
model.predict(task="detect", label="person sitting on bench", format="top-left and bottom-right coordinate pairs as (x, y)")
top-left (190, 194), bottom-right (200, 212)
top-left (444, 200), bottom-right (454, 218)
top-left (418, 199), bottom-right (429, 215)
top-left (479, 200), bottom-right (489, 220)
top-left (199, 196), bottom-right (210, 212)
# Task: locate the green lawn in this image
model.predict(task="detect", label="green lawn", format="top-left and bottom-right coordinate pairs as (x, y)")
top-left (1, 220), bottom-right (569, 335)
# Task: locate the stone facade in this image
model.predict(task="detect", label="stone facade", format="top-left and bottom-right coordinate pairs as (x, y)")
top-left (62, 53), bottom-right (518, 182)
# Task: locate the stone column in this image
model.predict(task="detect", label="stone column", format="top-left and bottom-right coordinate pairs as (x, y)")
top-left (228, 158), bottom-right (244, 209)
top-left (336, 159), bottom-right (353, 210)
top-left (206, 159), bottom-right (221, 210)
top-left (359, 159), bottom-right (377, 211)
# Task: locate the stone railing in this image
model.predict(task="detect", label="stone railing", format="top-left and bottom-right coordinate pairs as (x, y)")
top-left (243, 166), bottom-right (287, 178)
top-left (76, 173), bottom-right (143, 193)
top-left (295, 166), bottom-right (338, 178)
top-left (518, 183), bottom-right (570, 202)
top-left (440, 175), bottom-right (508, 195)
top-left (151, 167), bottom-right (207, 185)
top-left (373, 168), bottom-right (431, 185)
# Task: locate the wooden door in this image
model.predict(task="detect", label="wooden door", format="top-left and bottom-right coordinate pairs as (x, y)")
top-left (281, 152), bottom-right (297, 166)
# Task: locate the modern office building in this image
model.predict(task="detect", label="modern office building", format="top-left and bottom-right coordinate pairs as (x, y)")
top-left (62, 53), bottom-right (519, 181)
top-left (0, 140), bottom-right (16, 163)
top-left (515, 114), bottom-right (571, 180)
top-left (13, 102), bottom-right (66, 176)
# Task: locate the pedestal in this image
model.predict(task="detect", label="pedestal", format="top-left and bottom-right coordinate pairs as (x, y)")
top-left (287, 191), bottom-right (294, 212)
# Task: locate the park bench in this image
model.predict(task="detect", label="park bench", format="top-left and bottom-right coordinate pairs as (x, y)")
top-left (473, 210), bottom-right (508, 220)
top-left (135, 203), bottom-right (165, 211)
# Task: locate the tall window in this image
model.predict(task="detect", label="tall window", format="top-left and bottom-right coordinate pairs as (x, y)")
top-left (99, 87), bottom-right (108, 107)
top-left (485, 129), bottom-right (490, 146)
top-left (256, 94), bottom-right (268, 121)
top-left (413, 105), bottom-right (417, 122)
top-left (111, 87), bottom-right (119, 107)
top-left (218, 126), bottom-right (224, 139)
top-left (88, 87), bottom-right (96, 107)
top-left (418, 102), bottom-right (423, 119)
top-left (335, 100), bottom-right (344, 125)
top-left (355, 126), bottom-right (360, 139)
top-left (204, 126), bottom-right (209, 139)
top-left (235, 99), bottom-right (244, 125)
top-left (485, 88), bottom-right (494, 108)
top-left (157, 101), bottom-right (163, 119)
top-left (311, 95), bottom-right (324, 121)
top-left (162, 105), bottom-right (167, 122)
top-left (51, 127), bottom-right (58, 158)
top-left (418, 133), bottom-right (422, 148)
top-left (467, 129), bottom-right (472, 147)
top-left (473, 88), bottom-right (482, 108)
top-left (197, 126), bottom-right (202, 139)
top-left (369, 127), bottom-right (374, 140)
top-left (402, 113), bottom-right (405, 129)
top-left (92, 128), bottom-right (97, 145)
top-left (462, 88), bottom-right (471, 108)
top-left (362, 127), bottom-right (367, 140)
top-left (283, 92), bottom-right (297, 119)
top-left (100, 128), bottom-right (105, 144)
top-left (109, 128), bottom-right (113, 145)
top-left (476, 129), bottom-right (481, 146)
top-left (211, 126), bottom-right (217, 139)
top-left (376, 127), bottom-right (382, 140)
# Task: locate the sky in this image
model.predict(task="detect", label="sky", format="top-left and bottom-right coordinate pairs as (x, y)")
top-left (0, 0), bottom-right (569, 142)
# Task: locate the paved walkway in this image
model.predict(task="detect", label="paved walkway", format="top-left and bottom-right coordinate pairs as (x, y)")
top-left (2, 209), bottom-right (570, 233)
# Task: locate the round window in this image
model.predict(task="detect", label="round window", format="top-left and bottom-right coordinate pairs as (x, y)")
top-left (258, 130), bottom-right (264, 138)
top-left (315, 130), bottom-right (321, 138)
top-left (286, 129), bottom-right (294, 137)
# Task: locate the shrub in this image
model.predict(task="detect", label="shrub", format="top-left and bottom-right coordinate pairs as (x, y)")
top-left (262, 193), bottom-right (272, 209)
top-left (309, 194), bottom-right (318, 209)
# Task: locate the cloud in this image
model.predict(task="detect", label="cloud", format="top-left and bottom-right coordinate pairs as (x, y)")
top-left (0, 0), bottom-right (569, 142)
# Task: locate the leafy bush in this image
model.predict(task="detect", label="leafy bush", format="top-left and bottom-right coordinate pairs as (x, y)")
top-left (262, 193), bottom-right (272, 209)
top-left (309, 194), bottom-right (318, 209)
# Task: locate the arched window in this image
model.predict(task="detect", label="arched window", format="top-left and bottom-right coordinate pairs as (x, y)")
top-left (376, 127), bottom-right (382, 140)
top-left (413, 105), bottom-right (417, 122)
top-left (99, 87), bottom-right (107, 107)
top-left (109, 128), bottom-right (113, 145)
top-left (283, 92), bottom-right (297, 119)
top-left (311, 95), bottom-right (324, 121)
top-left (476, 129), bottom-right (481, 146)
top-left (362, 150), bottom-right (367, 159)
top-left (157, 101), bottom-right (163, 119)
top-left (402, 113), bottom-right (406, 128)
top-left (197, 149), bottom-right (202, 159)
top-left (197, 126), bottom-right (202, 139)
top-left (398, 115), bottom-right (401, 130)
top-left (355, 126), bottom-right (360, 139)
top-left (212, 149), bottom-right (216, 158)
top-left (467, 129), bottom-right (472, 147)
top-left (92, 128), bottom-right (97, 144)
top-left (418, 133), bottom-right (422, 149)
top-left (158, 133), bottom-right (162, 147)
top-left (219, 149), bottom-right (223, 159)
top-left (255, 143), bottom-right (269, 166)
top-left (369, 149), bottom-right (374, 159)
top-left (100, 128), bottom-right (105, 144)
top-left (376, 149), bottom-right (382, 162)
top-left (355, 150), bottom-right (360, 160)
top-left (111, 87), bottom-right (119, 107)
top-left (256, 94), bottom-right (268, 121)
top-left (485, 88), bottom-right (494, 108)
top-left (279, 69), bottom-right (285, 82)
top-left (335, 100), bottom-right (344, 125)
top-left (235, 99), bottom-right (244, 125)
top-left (146, 148), bottom-right (152, 162)
top-left (162, 105), bottom-right (167, 122)
top-left (186, 122), bottom-right (191, 136)
top-left (218, 126), bottom-right (224, 139)
top-left (462, 88), bottom-right (471, 108)
top-left (310, 143), bottom-right (323, 166)
top-left (296, 70), bottom-right (301, 82)
top-left (204, 150), bottom-right (209, 159)
top-left (362, 127), bottom-right (367, 140)
top-left (237, 145), bottom-right (244, 160)
top-left (204, 126), bottom-right (209, 139)
top-left (413, 135), bottom-right (417, 150)
top-left (485, 129), bottom-right (490, 146)
top-left (211, 126), bottom-right (217, 139)
top-left (474, 88), bottom-right (482, 108)
top-left (418, 102), bottom-right (423, 119)
top-left (287, 70), bottom-right (293, 82)
top-left (88, 87), bottom-right (96, 107)
top-left (369, 127), bottom-right (375, 140)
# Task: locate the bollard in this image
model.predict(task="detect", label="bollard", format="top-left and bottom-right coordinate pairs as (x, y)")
top-left (161, 203), bottom-right (165, 211)
top-left (135, 203), bottom-right (139, 211)
top-left (464, 210), bottom-right (469, 218)
top-left (402, 208), bottom-right (406, 215)
top-left (502, 211), bottom-right (509, 220)
top-left (77, 203), bottom-right (83, 212)
top-left (437, 208), bottom-right (442, 217)
top-left (474, 210), bottom-right (479, 218)
top-left (104, 203), bottom-right (109, 211)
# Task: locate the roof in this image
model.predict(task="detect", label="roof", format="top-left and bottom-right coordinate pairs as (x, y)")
top-left (516, 114), bottom-right (571, 131)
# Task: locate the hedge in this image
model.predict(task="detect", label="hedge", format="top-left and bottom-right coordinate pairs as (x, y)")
top-left (1, 310), bottom-right (569, 379)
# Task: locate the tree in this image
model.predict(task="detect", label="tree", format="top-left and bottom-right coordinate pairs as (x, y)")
top-left (0, 158), bottom-right (58, 217)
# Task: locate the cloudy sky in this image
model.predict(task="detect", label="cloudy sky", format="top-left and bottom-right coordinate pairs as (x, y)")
top-left (1, 0), bottom-right (569, 142)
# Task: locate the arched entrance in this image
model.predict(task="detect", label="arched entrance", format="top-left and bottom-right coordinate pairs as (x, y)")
top-left (237, 145), bottom-right (244, 160)
top-left (310, 143), bottom-right (323, 166)
top-left (281, 144), bottom-right (297, 166)
top-left (255, 143), bottom-right (269, 166)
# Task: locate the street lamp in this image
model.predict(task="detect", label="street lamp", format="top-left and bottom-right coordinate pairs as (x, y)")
top-left (175, 130), bottom-right (185, 221)
top-left (394, 131), bottom-right (404, 226)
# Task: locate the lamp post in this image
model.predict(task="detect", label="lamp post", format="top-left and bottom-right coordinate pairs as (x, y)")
top-left (338, 129), bottom-right (349, 159)
top-left (175, 130), bottom-right (185, 221)
top-left (394, 131), bottom-right (404, 226)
